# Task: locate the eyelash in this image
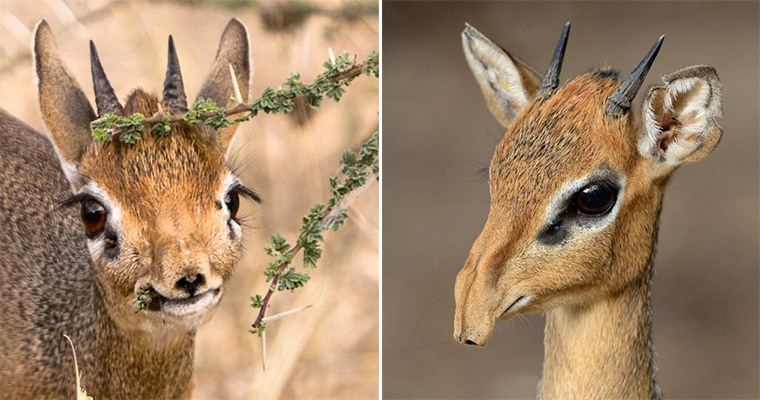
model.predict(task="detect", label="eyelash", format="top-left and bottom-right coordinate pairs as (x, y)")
top-left (59, 192), bottom-right (101, 209)
top-left (231, 184), bottom-right (262, 204)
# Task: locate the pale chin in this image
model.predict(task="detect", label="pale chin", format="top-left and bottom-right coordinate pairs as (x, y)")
top-left (139, 290), bottom-right (223, 331)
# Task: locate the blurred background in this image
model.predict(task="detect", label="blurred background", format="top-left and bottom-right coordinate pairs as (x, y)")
top-left (383, 2), bottom-right (758, 399)
top-left (0, 1), bottom-right (378, 399)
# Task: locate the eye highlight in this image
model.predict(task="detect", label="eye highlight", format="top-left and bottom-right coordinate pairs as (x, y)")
top-left (81, 199), bottom-right (107, 235)
top-left (574, 181), bottom-right (617, 216)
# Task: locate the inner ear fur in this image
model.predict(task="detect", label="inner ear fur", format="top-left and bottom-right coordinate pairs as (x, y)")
top-left (462, 23), bottom-right (542, 129)
top-left (34, 20), bottom-right (96, 166)
top-left (197, 18), bottom-right (252, 152)
top-left (639, 65), bottom-right (723, 165)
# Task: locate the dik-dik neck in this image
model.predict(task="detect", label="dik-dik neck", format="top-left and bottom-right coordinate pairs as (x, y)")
top-left (539, 280), bottom-right (659, 399)
top-left (82, 283), bottom-right (196, 399)
top-left (539, 183), bottom-right (666, 400)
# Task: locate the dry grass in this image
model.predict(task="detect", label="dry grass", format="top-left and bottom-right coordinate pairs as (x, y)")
top-left (0, 1), bottom-right (378, 398)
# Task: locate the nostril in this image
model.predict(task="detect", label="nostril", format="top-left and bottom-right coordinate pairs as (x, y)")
top-left (175, 274), bottom-right (205, 296)
top-left (465, 339), bottom-right (477, 346)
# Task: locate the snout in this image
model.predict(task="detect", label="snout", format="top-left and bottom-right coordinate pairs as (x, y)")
top-left (454, 265), bottom-right (498, 347)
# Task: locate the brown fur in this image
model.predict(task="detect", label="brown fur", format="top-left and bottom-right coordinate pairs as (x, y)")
top-left (456, 26), bottom-right (723, 399)
top-left (0, 19), bottom-right (252, 399)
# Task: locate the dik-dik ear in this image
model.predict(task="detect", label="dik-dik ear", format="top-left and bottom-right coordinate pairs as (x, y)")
top-left (462, 23), bottom-right (542, 128)
top-left (197, 18), bottom-right (252, 152)
top-left (639, 66), bottom-right (723, 167)
top-left (34, 20), bottom-right (96, 167)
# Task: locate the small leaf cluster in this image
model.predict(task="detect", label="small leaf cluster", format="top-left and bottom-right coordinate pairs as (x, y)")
top-left (249, 323), bottom-right (266, 337)
top-left (250, 294), bottom-right (264, 308)
top-left (298, 204), bottom-right (326, 268)
top-left (361, 50), bottom-right (379, 78)
top-left (150, 114), bottom-right (172, 137)
top-left (278, 268), bottom-right (311, 291)
top-left (91, 113), bottom-right (145, 144)
top-left (132, 288), bottom-right (160, 313)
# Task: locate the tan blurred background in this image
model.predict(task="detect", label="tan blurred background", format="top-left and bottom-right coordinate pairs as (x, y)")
top-left (0, 1), bottom-right (378, 399)
top-left (383, 1), bottom-right (759, 399)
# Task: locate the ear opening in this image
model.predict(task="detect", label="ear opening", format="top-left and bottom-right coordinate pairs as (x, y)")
top-left (461, 23), bottom-right (542, 128)
top-left (34, 20), bottom-right (96, 168)
top-left (639, 66), bottom-right (723, 166)
top-left (196, 18), bottom-right (252, 152)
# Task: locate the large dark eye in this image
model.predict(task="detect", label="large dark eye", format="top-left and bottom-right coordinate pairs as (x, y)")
top-left (575, 182), bottom-right (616, 215)
top-left (225, 191), bottom-right (240, 219)
top-left (81, 200), bottom-right (107, 235)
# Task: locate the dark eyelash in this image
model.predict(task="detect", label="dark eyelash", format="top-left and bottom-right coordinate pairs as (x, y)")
top-left (231, 184), bottom-right (262, 204)
top-left (58, 192), bottom-right (99, 209)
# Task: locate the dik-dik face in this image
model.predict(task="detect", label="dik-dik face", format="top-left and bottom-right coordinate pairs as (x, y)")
top-left (454, 23), bottom-right (723, 346)
top-left (34, 20), bottom-right (255, 331)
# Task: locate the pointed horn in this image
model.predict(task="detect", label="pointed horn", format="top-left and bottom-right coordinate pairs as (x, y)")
top-left (536, 22), bottom-right (571, 98)
top-left (90, 41), bottom-right (123, 116)
top-left (163, 35), bottom-right (188, 112)
top-left (605, 35), bottom-right (665, 117)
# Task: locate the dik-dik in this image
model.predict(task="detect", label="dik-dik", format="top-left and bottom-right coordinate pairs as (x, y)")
top-left (454, 23), bottom-right (723, 398)
top-left (0, 19), bottom-right (258, 398)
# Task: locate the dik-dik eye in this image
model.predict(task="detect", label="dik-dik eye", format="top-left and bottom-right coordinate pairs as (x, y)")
top-left (225, 191), bottom-right (240, 219)
top-left (81, 199), bottom-right (107, 235)
top-left (574, 182), bottom-right (617, 216)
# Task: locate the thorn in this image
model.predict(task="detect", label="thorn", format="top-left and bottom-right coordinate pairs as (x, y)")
top-left (260, 331), bottom-right (267, 372)
top-left (328, 47), bottom-right (336, 65)
top-left (261, 304), bottom-right (313, 323)
top-left (229, 63), bottom-right (243, 104)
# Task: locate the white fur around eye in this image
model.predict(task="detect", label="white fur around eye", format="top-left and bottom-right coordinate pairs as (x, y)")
top-left (219, 172), bottom-right (243, 237)
top-left (79, 182), bottom-right (122, 259)
top-left (543, 170), bottom-right (627, 233)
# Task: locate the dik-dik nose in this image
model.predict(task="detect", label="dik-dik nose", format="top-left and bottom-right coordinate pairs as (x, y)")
top-left (175, 273), bottom-right (206, 296)
top-left (454, 332), bottom-right (484, 347)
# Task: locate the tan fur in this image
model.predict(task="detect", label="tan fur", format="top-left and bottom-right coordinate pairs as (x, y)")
top-left (455, 27), bottom-right (723, 399)
top-left (1, 19), bottom-right (253, 399)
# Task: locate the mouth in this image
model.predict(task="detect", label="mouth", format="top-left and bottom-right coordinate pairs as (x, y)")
top-left (498, 295), bottom-right (530, 319)
top-left (146, 288), bottom-right (221, 317)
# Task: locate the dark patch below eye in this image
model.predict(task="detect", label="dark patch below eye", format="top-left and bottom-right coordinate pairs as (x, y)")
top-left (537, 221), bottom-right (568, 246)
top-left (103, 230), bottom-right (119, 258)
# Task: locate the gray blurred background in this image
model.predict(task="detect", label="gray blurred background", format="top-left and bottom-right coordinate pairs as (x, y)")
top-left (0, 1), bottom-right (378, 398)
top-left (383, 2), bottom-right (759, 399)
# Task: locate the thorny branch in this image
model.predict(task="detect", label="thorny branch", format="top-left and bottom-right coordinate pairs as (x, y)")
top-left (250, 173), bottom-right (376, 331)
top-left (249, 131), bottom-right (379, 337)
top-left (91, 51), bottom-right (379, 143)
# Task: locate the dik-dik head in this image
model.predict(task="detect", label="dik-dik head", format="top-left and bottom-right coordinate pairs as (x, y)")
top-left (454, 23), bottom-right (723, 346)
top-left (34, 19), bottom-right (257, 332)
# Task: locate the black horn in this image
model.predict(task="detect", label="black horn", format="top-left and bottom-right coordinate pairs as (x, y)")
top-left (163, 35), bottom-right (188, 112)
top-left (90, 41), bottom-right (123, 116)
top-left (536, 22), bottom-right (571, 98)
top-left (605, 35), bottom-right (665, 117)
